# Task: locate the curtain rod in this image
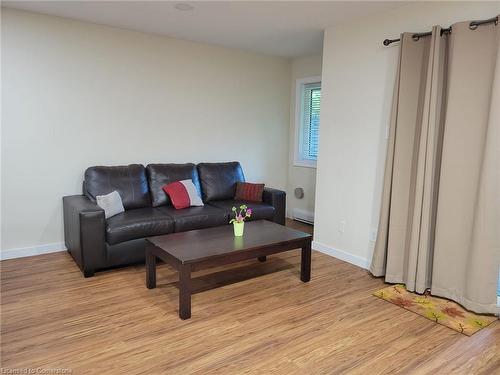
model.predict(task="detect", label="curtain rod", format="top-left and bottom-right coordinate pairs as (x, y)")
top-left (382, 15), bottom-right (498, 46)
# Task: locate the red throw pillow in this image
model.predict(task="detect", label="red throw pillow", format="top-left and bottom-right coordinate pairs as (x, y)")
top-left (162, 180), bottom-right (204, 209)
top-left (163, 181), bottom-right (190, 209)
top-left (234, 182), bottom-right (264, 202)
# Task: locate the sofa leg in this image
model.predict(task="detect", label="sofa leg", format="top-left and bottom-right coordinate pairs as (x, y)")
top-left (258, 256), bottom-right (267, 262)
top-left (83, 269), bottom-right (95, 278)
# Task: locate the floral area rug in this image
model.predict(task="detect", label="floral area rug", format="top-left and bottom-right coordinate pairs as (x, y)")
top-left (373, 284), bottom-right (497, 336)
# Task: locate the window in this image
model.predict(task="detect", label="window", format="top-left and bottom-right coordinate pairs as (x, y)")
top-left (295, 77), bottom-right (321, 168)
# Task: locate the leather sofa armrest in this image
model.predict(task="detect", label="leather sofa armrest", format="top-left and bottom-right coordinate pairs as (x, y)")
top-left (262, 187), bottom-right (286, 225)
top-left (63, 195), bottom-right (106, 277)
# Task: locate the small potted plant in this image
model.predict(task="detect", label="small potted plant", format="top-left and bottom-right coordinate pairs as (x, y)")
top-left (230, 205), bottom-right (252, 236)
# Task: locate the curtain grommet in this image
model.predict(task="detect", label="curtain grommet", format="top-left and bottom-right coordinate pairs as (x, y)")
top-left (469, 22), bottom-right (479, 30)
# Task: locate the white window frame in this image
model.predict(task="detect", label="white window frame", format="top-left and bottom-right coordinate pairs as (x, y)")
top-left (294, 76), bottom-right (321, 168)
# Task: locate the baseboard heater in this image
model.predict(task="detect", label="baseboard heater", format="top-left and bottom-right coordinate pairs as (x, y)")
top-left (292, 208), bottom-right (314, 225)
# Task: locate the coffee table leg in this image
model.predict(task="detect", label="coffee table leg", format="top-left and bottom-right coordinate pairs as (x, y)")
top-left (179, 264), bottom-right (192, 320)
top-left (301, 243), bottom-right (311, 282)
top-left (258, 256), bottom-right (267, 262)
top-left (146, 249), bottom-right (156, 289)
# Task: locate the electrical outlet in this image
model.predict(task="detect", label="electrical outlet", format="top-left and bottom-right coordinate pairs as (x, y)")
top-left (369, 228), bottom-right (377, 242)
top-left (338, 220), bottom-right (346, 233)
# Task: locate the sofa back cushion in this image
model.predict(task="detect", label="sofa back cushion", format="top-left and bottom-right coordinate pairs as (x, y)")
top-left (197, 162), bottom-right (245, 202)
top-left (84, 164), bottom-right (150, 210)
top-left (146, 163), bottom-right (201, 207)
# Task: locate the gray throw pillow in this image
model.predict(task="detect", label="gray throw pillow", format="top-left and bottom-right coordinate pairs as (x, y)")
top-left (96, 190), bottom-right (125, 219)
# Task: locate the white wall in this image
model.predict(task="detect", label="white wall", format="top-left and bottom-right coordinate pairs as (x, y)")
top-left (314, 1), bottom-right (500, 268)
top-left (1, 9), bottom-right (291, 254)
top-left (287, 55), bottom-right (322, 219)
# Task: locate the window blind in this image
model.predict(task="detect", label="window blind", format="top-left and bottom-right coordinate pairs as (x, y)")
top-left (301, 82), bottom-right (321, 160)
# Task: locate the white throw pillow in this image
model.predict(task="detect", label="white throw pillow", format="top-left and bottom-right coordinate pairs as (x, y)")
top-left (96, 190), bottom-right (125, 219)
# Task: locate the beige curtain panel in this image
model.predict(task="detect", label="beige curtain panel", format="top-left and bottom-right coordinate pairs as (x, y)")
top-left (371, 17), bottom-right (500, 315)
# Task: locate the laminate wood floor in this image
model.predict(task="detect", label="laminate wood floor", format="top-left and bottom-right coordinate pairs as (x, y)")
top-left (1, 220), bottom-right (498, 374)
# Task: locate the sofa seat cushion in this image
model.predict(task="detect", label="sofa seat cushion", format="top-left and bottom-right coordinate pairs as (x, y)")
top-left (157, 205), bottom-right (228, 232)
top-left (106, 207), bottom-right (174, 245)
top-left (208, 200), bottom-right (275, 221)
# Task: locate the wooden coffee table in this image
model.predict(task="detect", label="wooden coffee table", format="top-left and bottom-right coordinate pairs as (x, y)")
top-left (145, 220), bottom-right (312, 319)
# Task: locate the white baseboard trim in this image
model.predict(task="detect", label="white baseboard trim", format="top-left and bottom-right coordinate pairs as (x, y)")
top-left (0, 240), bottom-right (371, 268)
top-left (312, 241), bottom-right (370, 270)
top-left (0, 242), bottom-right (67, 261)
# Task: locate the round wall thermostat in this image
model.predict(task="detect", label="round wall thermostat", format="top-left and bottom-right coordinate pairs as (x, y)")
top-left (294, 187), bottom-right (304, 199)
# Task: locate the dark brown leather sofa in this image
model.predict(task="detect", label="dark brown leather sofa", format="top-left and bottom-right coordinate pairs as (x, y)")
top-left (63, 162), bottom-right (286, 277)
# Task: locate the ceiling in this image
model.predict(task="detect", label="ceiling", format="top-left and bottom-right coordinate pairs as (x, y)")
top-left (2, 1), bottom-right (402, 58)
